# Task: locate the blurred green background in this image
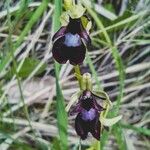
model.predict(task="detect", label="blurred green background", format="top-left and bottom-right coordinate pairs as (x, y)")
top-left (0, 0), bottom-right (150, 150)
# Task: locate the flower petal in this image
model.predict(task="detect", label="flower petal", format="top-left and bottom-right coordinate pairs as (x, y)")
top-left (75, 113), bottom-right (88, 140)
top-left (92, 98), bottom-right (105, 112)
top-left (64, 33), bottom-right (82, 47)
top-left (92, 91), bottom-right (106, 100)
top-left (52, 37), bottom-right (68, 64)
top-left (90, 117), bottom-right (101, 140)
top-left (69, 103), bottom-right (82, 116)
top-left (81, 15), bottom-right (92, 32)
top-left (52, 26), bottom-right (66, 42)
top-left (68, 41), bottom-right (86, 65)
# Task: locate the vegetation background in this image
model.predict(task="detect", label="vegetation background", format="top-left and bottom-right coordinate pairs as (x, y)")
top-left (0, 0), bottom-right (150, 150)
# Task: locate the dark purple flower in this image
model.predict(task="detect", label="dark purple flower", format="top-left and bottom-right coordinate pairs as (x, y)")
top-left (70, 90), bottom-right (105, 140)
top-left (52, 17), bottom-right (91, 65)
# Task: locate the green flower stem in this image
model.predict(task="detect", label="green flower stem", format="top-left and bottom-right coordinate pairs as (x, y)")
top-left (74, 65), bottom-right (82, 90)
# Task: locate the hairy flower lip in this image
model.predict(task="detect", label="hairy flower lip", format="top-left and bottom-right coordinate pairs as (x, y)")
top-left (52, 18), bottom-right (91, 65)
top-left (70, 90), bottom-right (104, 140)
top-left (75, 112), bottom-right (101, 140)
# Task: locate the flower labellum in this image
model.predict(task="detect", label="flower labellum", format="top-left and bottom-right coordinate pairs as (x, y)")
top-left (70, 90), bottom-right (105, 140)
top-left (52, 17), bottom-right (91, 65)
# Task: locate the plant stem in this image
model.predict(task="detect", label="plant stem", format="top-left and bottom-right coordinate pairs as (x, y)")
top-left (74, 65), bottom-right (82, 89)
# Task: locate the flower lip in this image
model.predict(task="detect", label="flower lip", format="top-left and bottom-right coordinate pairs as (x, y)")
top-left (70, 90), bottom-right (105, 140)
top-left (75, 111), bottom-right (101, 140)
top-left (52, 17), bottom-right (91, 65)
top-left (81, 108), bottom-right (97, 121)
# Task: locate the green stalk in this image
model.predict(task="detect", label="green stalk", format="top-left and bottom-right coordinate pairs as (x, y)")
top-left (120, 123), bottom-right (150, 136)
top-left (74, 65), bottom-right (82, 89)
top-left (53, 0), bottom-right (68, 149)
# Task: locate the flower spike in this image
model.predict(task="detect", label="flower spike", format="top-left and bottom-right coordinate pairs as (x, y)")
top-left (73, 90), bottom-right (104, 140)
top-left (52, 3), bottom-right (91, 65)
top-left (67, 73), bottom-right (122, 140)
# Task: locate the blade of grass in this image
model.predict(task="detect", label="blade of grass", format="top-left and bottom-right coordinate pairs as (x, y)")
top-left (6, 0), bottom-right (31, 130)
top-left (52, 0), bottom-right (68, 149)
top-left (0, 0), bottom-right (48, 75)
top-left (4, 1), bottom-right (37, 149)
top-left (82, 2), bottom-right (125, 149)
top-left (91, 10), bottom-right (147, 37)
top-left (120, 123), bottom-right (150, 136)
top-left (86, 52), bottom-right (102, 90)
top-left (112, 124), bottom-right (127, 150)
top-left (83, 3), bottom-right (125, 113)
top-left (13, 0), bottom-right (29, 24)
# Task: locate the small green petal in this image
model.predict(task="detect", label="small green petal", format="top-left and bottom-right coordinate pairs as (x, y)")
top-left (81, 16), bottom-right (92, 32)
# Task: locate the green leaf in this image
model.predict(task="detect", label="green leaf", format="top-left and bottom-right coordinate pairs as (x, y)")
top-left (108, 11), bottom-right (135, 31)
top-left (91, 10), bottom-right (147, 37)
top-left (6, 57), bottom-right (47, 79)
top-left (0, 0), bottom-right (48, 75)
top-left (51, 138), bottom-right (62, 150)
top-left (55, 77), bottom-right (68, 150)
top-left (100, 130), bottom-right (109, 149)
